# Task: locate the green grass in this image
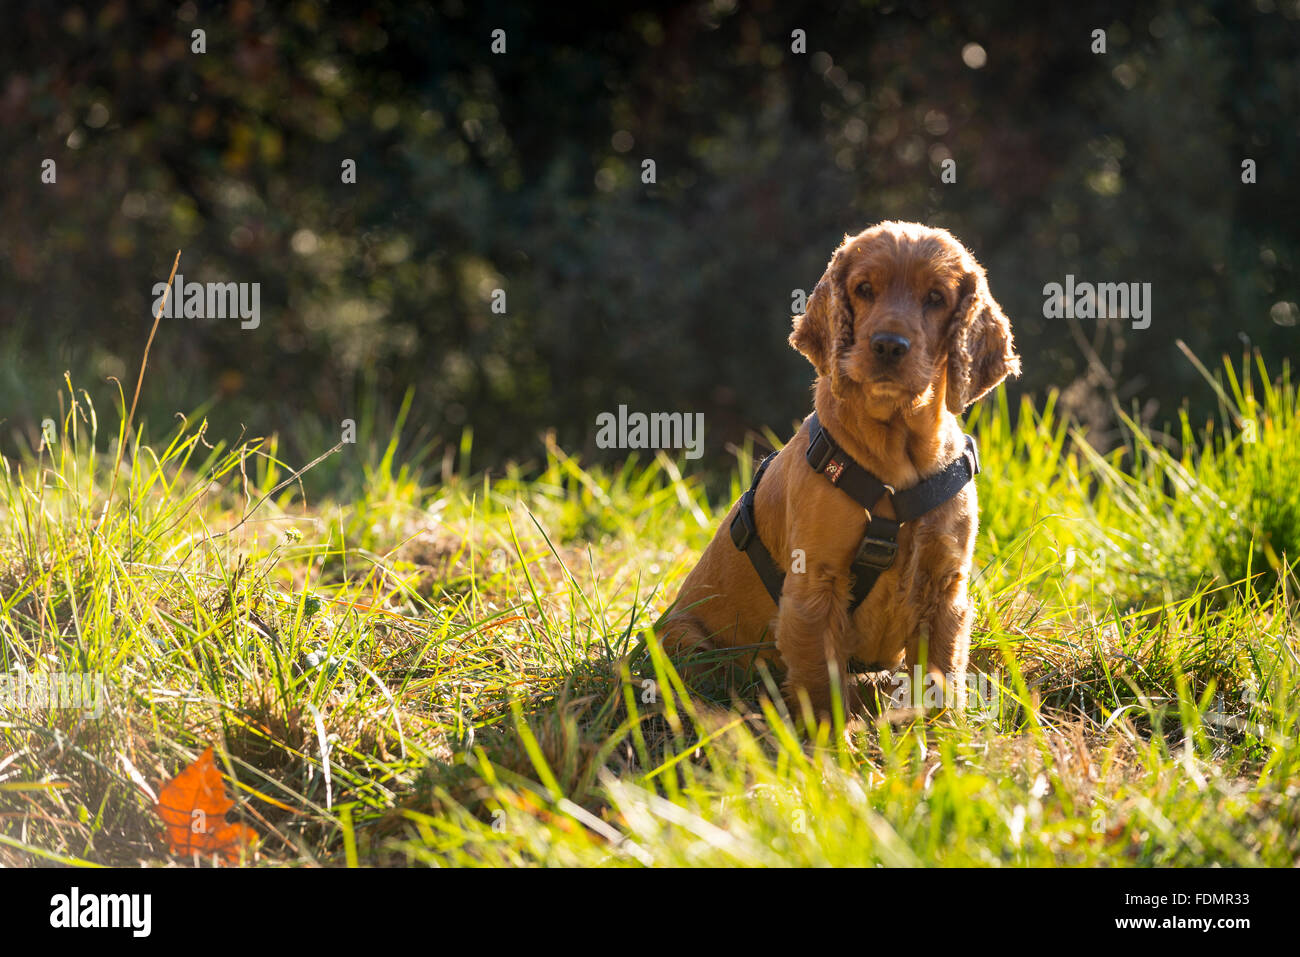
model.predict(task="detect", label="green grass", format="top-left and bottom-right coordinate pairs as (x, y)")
top-left (2, 352), bottom-right (1298, 867)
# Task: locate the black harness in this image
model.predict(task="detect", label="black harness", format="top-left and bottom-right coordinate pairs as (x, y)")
top-left (729, 411), bottom-right (980, 612)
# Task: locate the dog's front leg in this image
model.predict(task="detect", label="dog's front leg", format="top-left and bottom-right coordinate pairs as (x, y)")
top-left (904, 572), bottom-right (973, 713)
top-left (775, 566), bottom-right (855, 723)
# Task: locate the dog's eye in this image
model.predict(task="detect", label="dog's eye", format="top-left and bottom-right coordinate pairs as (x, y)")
top-left (926, 289), bottom-right (945, 307)
top-left (857, 281), bottom-right (875, 300)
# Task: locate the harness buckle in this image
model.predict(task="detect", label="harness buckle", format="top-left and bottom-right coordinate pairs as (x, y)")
top-left (806, 428), bottom-right (836, 473)
top-left (854, 535), bottom-right (899, 571)
top-left (729, 495), bottom-right (756, 551)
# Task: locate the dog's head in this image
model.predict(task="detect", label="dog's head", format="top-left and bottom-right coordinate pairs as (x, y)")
top-left (789, 221), bottom-right (1020, 414)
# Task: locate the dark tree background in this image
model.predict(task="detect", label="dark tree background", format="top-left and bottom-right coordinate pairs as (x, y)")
top-left (1, 0), bottom-right (1296, 478)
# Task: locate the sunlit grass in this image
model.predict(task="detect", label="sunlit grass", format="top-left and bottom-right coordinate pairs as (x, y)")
top-left (1, 353), bottom-right (1298, 866)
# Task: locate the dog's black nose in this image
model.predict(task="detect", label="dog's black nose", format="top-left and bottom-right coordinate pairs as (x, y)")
top-left (871, 333), bottom-right (911, 362)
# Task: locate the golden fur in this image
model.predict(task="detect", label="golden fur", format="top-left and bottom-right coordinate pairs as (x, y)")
top-left (659, 221), bottom-right (1020, 721)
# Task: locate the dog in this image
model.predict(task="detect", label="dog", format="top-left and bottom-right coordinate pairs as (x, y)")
top-left (658, 221), bottom-right (1019, 722)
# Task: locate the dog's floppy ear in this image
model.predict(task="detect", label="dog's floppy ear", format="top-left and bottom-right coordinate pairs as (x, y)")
top-left (946, 262), bottom-right (1020, 413)
top-left (789, 248), bottom-right (850, 379)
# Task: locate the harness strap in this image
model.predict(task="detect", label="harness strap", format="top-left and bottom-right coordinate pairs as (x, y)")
top-left (731, 415), bottom-right (980, 612)
top-left (892, 434), bottom-right (980, 521)
top-left (728, 452), bottom-right (784, 606)
top-left (805, 413), bottom-right (892, 509)
top-left (847, 512), bottom-right (902, 609)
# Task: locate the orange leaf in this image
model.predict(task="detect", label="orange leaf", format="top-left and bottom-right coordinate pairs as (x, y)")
top-left (154, 747), bottom-right (257, 864)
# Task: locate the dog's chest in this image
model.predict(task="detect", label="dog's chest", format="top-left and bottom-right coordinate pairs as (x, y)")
top-left (845, 518), bottom-right (953, 661)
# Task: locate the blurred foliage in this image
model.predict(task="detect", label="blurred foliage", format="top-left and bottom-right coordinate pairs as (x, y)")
top-left (1, 0), bottom-right (1297, 476)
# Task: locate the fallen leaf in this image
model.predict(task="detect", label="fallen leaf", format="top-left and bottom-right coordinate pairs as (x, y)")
top-left (154, 747), bottom-right (257, 864)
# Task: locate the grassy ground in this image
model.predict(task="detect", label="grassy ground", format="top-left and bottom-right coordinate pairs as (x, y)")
top-left (1, 352), bottom-right (1298, 867)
